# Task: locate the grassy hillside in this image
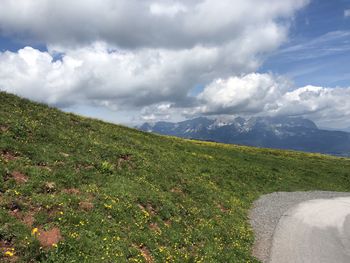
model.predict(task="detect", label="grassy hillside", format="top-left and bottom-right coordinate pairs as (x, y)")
top-left (1, 92), bottom-right (350, 263)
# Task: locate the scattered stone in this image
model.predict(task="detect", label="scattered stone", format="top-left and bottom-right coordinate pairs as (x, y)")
top-left (7, 201), bottom-right (21, 212)
top-left (44, 182), bottom-right (56, 193)
top-left (60, 152), bottom-right (69, 157)
top-left (37, 162), bottom-right (52, 172)
top-left (170, 187), bottom-right (184, 196)
top-left (37, 227), bottom-right (62, 248)
top-left (0, 125), bottom-right (9, 132)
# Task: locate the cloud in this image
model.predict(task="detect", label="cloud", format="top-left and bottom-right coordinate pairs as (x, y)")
top-left (150, 2), bottom-right (187, 17)
top-left (345, 9), bottom-right (350, 17)
top-left (275, 85), bottom-right (350, 127)
top-left (0, 16), bottom-right (291, 110)
top-left (196, 73), bottom-right (291, 114)
top-left (192, 73), bottom-right (350, 128)
top-left (6, 0), bottom-right (344, 127)
top-left (275, 31), bottom-right (350, 61)
top-left (0, 0), bottom-right (309, 112)
top-left (1, 46), bottom-right (349, 128)
top-left (0, 0), bottom-right (308, 49)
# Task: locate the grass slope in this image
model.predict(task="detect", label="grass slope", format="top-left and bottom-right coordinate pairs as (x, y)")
top-left (0, 92), bottom-right (350, 262)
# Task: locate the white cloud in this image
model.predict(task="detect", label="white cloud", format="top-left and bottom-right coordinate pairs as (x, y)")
top-left (1, 46), bottom-right (349, 128)
top-left (345, 9), bottom-right (350, 17)
top-left (275, 85), bottom-right (350, 127)
top-left (7, 0), bottom-right (347, 127)
top-left (0, 0), bottom-right (309, 111)
top-left (196, 73), bottom-right (291, 114)
top-left (150, 2), bottom-right (187, 17)
top-left (0, 0), bottom-right (308, 49)
top-left (192, 73), bottom-right (350, 128)
top-left (0, 18), bottom-right (290, 110)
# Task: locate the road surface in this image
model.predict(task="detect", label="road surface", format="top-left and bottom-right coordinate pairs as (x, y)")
top-left (270, 197), bottom-right (350, 263)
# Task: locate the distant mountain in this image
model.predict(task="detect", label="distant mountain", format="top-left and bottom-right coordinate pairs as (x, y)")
top-left (140, 116), bottom-right (350, 156)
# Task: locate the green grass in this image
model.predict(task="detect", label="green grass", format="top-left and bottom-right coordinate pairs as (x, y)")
top-left (1, 91), bottom-right (350, 262)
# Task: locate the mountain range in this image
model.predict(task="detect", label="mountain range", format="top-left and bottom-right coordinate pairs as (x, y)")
top-left (140, 116), bottom-right (350, 156)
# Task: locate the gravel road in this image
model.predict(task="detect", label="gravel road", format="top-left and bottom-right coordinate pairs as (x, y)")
top-left (249, 191), bottom-right (350, 263)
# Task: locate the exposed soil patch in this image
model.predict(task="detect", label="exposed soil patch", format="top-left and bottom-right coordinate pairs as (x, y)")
top-left (62, 188), bottom-right (81, 195)
top-left (10, 171), bottom-right (28, 184)
top-left (149, 222), bottom-right (161, 233)
top-left (1, 150), bottom-right (18, 162)
top-left (133, 245), bottom-right (154, 263)
top-left (217, 203), bottom-right (230, 213)
top-left (164, 219), bottom-right (172, 227)
top-left (9, 210), bottom-right (35, 227)
top-left (170, 187), bottom-right (185, 196)
top-left (22, 213), bottom-right (35, 227)
top-left (117, 154), bottom-right (134, 169)
top-left (138, 203), bottom-right (157, 216)
top-left (79, 201), bottom-right (94, 211)
top-left (37, 227), bottom-right (62, 248)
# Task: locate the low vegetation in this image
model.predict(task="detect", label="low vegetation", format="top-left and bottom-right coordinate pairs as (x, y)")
top-left (1, 92), bottom-right (349, 262)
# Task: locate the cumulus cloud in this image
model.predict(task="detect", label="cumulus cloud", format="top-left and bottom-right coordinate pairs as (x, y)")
top-left (1, 46), bottom-right (349, 128)
top-left (0, 0), bottom-right (308, 49)
top-left (0, 0), bottom-right (308, 111)
top-left (0, 30), bottom-right (286, 110)
top-left (5, 0), bottom-right (347, 127)
top-left (196, 73), bottom-right (291, 114)
top-left (274, 85), bottom-right (350, 127)
top-left (150, 2), bottom-right (187, 17)
top-left (192, 73), bottom-right (350, 128)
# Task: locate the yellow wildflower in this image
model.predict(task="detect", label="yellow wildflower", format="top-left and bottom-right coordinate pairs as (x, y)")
top-left (104, 204), bottom-right (112, 209)
top-left (31, 227), bottom-right (39, 236)
top-left (4, 251), bottom-right (14, 257)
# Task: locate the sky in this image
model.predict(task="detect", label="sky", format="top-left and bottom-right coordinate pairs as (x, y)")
top-left (0, 0), bottom-right (349, 130)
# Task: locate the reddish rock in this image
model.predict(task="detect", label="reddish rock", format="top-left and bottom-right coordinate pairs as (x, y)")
top-left (0, 125), bottom-right (9, 132)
